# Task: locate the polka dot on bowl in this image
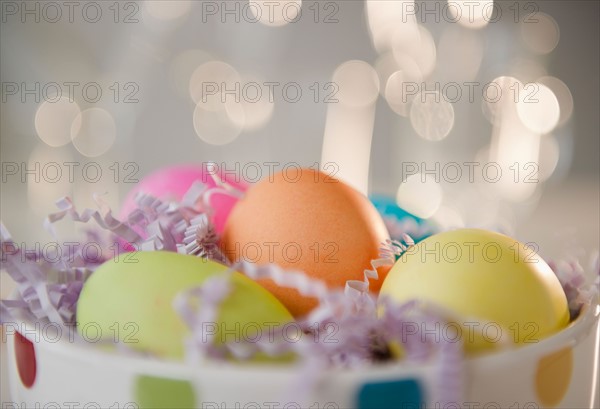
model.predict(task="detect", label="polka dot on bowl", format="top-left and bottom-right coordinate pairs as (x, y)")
top-left (535, 346), bottom-right (573, 407)
top-left (357, 378), bottom-right (424, 409)
top-left (14, 331), bottom-right (37, 388)
top-left (134, 375), bottom-right (195, 409)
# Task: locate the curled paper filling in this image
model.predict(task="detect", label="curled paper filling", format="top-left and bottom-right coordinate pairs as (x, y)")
top-left (1, 184), bottom-right (599, 407)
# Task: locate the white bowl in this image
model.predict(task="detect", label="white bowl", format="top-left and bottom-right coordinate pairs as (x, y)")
top-left (4, 302), bottom-right (599, 409)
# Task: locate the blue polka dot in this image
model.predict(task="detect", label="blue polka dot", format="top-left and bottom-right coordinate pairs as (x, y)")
top-left (357, 378), bottom-right (424, 409)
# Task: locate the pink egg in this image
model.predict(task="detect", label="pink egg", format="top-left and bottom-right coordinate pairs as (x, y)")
top-left (119, 164), bottom-right (246, 235)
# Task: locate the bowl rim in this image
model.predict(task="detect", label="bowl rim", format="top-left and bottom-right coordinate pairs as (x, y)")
top-left (4, 294), bottom-right (599, 376)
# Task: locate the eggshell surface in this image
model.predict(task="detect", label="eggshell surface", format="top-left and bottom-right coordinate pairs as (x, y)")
top-left (222, 168), bottom-right (390, 317)
top-left (370, 194), bottom-right (433, 242)
top-left (119, 164), bottom-right (246, 233)
top-left (379, 228), bottom-right (570, 354)
top-left (370, 194), bottom-right (423, 224)
top-left (76, 251), bottom-right (293, 359)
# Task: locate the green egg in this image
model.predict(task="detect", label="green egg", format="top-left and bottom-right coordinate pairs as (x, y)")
top-left (76, 251), bottom-right (294, 360)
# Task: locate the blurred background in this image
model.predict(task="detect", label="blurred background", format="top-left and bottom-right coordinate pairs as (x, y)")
top-left (1, 0), bottom-right (598, 260)
top-left (1, 0), bottom-right (599, 404)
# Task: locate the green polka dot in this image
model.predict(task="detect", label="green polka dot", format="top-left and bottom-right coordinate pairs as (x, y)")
top-left (357, 378), bottom-right (424, 409)
top-left (135, 375), bottom-right (195, 409)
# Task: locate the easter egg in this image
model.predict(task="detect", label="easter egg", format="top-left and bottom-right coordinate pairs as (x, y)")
top-left (77, 251), bottom-right (293, 359)
top-left (370, 194), bottom-right (432, 242)
top-left (222, 168), bottom-right (390, 317)
top-left (119, 164), bottom-right (246, 233)
top-left (370, 194), bottom-right (422, 224)
top-left (380, 228), bottom-right (569, 354)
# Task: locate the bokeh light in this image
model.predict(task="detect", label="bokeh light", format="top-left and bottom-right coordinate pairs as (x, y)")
top-left (189, 61), bottom-right (242, 109)
top-left (392, 24), bottom-right (437, 78)
top-left (396, 173), bottom-right (443, 219)
top-left (447, 0), bottom-right (494, 30)
top-left (322, 60), bottom-right (378, 195)
top-left (249, 0), bottom-right (302, 27)
top-left (538, 134), bottom-right (560, 181)
top-left (34, 97), bottom-right (81, 147)
top-left (487, 77), bottom-right (542, 203)
top-left (193, 103), bottom-right (243, 145)
top-left (482, 76), bottom-right (523, 126)
top-left (321, 102), bottom-right (376, 195)
top-left (2, 0), bottom-right (590, 256)
top-left (538, 76), bottom-right (574, 126)
top-left (71, 108), bottom-right (117, 157)
top-left (516, 83), bottom-right (560, 134)
top-left (375, 52), bottom-right (400, 95)
top-left (432, 204), bottom-right (465, 230)
top-left (383, 54), bottom-right (423, 117)
top-left (437, 25), bottom-right (484, 82)
top-left (332, 60), bottom-right (380, 108)
top-left (410, 91), bottom-right (455, 140)
top-left (366, 0), bottom-right (416, 53)
top-left (224, 77), bottom-right (275, 131)
top-left (521, 12), bottom-right (560, 54)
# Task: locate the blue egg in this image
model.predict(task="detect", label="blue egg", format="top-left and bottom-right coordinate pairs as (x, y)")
top-left (369, 194), bottom-right (434, 242)
top-left (370, 194), bottom-right (422, 223)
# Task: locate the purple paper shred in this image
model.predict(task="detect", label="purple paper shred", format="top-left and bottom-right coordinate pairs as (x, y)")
top-left (177, 214), bottom-right (228, 264)
top-left (173, 247), bottom-right (465, 405)
top-left (174, 273), bottom-right (233, 363)
top-left (383, 216), bottom-right (435, 241)
top-left (173, 235), bottom-right (598, 406)
top-left (2, 184), bottom-right (599, 408)
top-left (0, 181), bottom-right (230, 330)
top-left (549, 254), bottom-right (600, 319)
top-left (1, 221), bottom-right (92, 328)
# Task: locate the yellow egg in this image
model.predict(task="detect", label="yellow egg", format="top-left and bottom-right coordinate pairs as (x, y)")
top-left (380, 228), bottom-right (569, 354)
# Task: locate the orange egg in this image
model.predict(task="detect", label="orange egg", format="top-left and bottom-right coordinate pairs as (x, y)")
top-left (222, 168), bottom-right (390, 317)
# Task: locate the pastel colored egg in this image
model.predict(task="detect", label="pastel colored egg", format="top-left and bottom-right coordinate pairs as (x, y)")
top-left (370, 194), bottom-right (422, 224)
top-left (222, 168), bottom-right (390, 318)
top-left (379, 228), bottom-right (569, 354)
top-left (370, 194), bottom-right (432, 242)
top-left (119, 164), bottom-right (246, 234)
top-left (76, 251), bottom-right (293, 359)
